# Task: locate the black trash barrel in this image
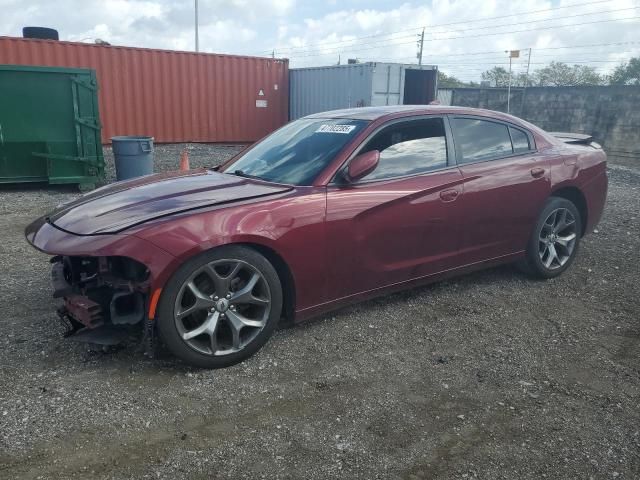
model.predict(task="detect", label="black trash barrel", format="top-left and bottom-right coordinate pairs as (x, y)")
top-left (23, 27), bottom-right (59, 40)
top-left (111, 136), bottom-right (154, 181)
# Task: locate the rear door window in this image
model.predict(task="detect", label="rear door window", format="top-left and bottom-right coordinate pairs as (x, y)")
top-left (510, 127), bottom-right (531, 153)
top-left (452, 118), bottom-right (513, 164)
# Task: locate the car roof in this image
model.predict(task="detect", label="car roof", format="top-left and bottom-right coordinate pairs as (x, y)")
top-left (303, 105), bottom-right (554, 150)
top-left (304, 105), bottom-right (489, 121)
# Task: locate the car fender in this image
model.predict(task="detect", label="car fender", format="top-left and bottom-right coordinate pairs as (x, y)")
top-left (139, 230), bottom-right (291, 294)
top-left (131, 188), bottom-right (328, 313)
top-left (25, 219), bottom-right (176, 292)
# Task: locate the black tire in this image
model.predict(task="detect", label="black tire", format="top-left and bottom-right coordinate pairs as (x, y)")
top-left (519, 196), bottom-right (582, 279)
top-left (156, 246), bottom-right (282, 368)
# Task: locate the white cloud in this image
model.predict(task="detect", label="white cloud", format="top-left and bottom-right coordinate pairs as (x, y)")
top-left (272, 0), bottom-right (640, 80)
top-left (0, 0), bottom-right (638, 80)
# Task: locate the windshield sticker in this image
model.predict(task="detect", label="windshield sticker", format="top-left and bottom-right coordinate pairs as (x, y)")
top-left (316, 124), bottom-right (356, 134)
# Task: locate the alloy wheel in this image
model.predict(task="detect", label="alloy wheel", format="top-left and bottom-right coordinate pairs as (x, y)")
top-left (538, 207), bottom-right (578, 270)
top-left (173, 259), bottom-right (271, 356)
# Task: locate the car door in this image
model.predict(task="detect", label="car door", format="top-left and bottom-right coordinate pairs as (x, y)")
top-left (449, 115), bottom-right (551, 264)
top-left (325, 116), bottom-right (465, 299)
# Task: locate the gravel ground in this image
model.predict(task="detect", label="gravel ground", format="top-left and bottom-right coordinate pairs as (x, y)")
top-left (0, 145), bottom-right (638, 479)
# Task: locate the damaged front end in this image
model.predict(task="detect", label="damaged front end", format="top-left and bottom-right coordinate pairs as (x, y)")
top-left (52, 255), bottom-right (151, 348)
top-left (26, 216), bottom-right (176, 355)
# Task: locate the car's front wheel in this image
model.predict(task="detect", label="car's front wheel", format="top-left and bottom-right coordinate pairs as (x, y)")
top-left (520, 196), bottom-right (582, 279)
top-left (156, 246), bottom-right (282, 368)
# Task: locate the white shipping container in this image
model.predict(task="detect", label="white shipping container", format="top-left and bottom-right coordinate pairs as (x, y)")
top-left (289, 62), bottom-right (438, 120)
top-left (437, 88), bottom-right (453, 105)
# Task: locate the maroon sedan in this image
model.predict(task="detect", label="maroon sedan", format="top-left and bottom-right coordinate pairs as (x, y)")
top-left (26, 106), bottom-right (608, 368)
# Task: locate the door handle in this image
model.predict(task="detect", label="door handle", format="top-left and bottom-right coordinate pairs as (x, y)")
top-left (531, 167), bottom-right (545, 178)
top-left (440, 189), bottom-right (459, 202)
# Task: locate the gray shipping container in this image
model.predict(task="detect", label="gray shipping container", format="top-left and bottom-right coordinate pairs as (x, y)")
top-left (289, 62), bottom-right (438, 120)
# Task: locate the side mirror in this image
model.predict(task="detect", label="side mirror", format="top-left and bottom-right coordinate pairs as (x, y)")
top-left (347, 150), bottom-right (379, 182)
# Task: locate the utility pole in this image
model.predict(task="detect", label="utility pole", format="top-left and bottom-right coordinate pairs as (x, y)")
top-left (194, 0), bottom-right (199, 52)
top-left (417, 28), bottom-right (424, 66)
top-left (520, 48), bottom-right (532, 116)
top-left (505, 49), bottom-right (520, 113)
top-left (507, 54), bottom-right (512, 113)
top-left (272, 49), bottom-right (275, 58)
top-left (524, 48), bottom-right (532, 86)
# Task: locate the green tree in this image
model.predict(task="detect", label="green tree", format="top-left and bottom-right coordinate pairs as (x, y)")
top-left (438, 70), bottom-right (477, 88)
top-left (609, 57), bottom-right (640, 85)
top-left (481, 67), bottom-right (510, 87)
top-left (480, 67), bottom-right (529, 87)
top-left (530, 61), bottom-right (604, 86)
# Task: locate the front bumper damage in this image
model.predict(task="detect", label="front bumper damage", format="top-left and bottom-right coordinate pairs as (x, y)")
top-left (25, 218), bottom-right (176, 352)
top-left (52, 255), bottom-right (149, 343)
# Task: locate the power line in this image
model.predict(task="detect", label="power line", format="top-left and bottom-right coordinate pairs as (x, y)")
top-left (286, 16), bottom-right (640, 58)
top-left (255, 0), bottom-right (614, 54)
top-left (286, 40), bottom-right (418, 59)
top-left (353, 56), bottom-right (635, 65)
top-left (325, 52), bottom-right (635, 74)
top-left (425, 60), bottom-right (629, 65)
top-left (424, 6), bottom-right (637, 36)
top-left (414, 50), bottom-right (640, 63)
top-left (278, 34), bottom-right (418, 57)
top-left (357, 42), bottom-right (640, 63)
top-left (286, 18), bottom-right (639, 59)
top-left (284, 7), bottom-right (636, 59)
top-left (415, 16), bottom-right (640, 44)
top-left (418, 41), bottom-right (640, 59)
top-left (519, 40), bottom-right (640, 52)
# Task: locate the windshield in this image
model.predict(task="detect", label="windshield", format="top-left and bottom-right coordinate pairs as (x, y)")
top-left (221, 118), bottom-right (368, 185)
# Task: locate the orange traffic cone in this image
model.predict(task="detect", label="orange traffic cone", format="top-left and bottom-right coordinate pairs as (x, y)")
top-left (179, 149), bottom-right (190, 171)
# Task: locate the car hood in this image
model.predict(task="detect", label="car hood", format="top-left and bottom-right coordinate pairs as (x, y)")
top-left (47, 169), bottom-right (293, 235)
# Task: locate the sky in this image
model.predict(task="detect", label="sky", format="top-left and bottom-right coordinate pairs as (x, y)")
top-left (1, 0), bottom-right (639, 81)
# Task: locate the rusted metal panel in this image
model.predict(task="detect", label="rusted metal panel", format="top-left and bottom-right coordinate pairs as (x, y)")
top-left (0, 36), bottom-right (289, 144)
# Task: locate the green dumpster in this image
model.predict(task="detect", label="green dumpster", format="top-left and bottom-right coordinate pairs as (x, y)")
top-left (0, 65), bottom-right (104, 189)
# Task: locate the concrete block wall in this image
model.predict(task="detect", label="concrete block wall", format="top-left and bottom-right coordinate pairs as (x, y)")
top-left (450, 86), bottom-right (640, 167)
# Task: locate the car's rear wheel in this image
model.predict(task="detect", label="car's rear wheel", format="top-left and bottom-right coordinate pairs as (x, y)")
top-left (520, 196), bottom-right (582, 279)
top-left (156, 246), bottom-right (282, 368)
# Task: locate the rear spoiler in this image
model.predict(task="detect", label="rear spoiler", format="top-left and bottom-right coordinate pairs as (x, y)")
top-left (550, 132), bottom-right (598, 146)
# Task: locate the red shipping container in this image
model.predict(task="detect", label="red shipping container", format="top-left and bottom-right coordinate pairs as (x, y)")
top-left (0, 36), bottom-right (289, 144)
